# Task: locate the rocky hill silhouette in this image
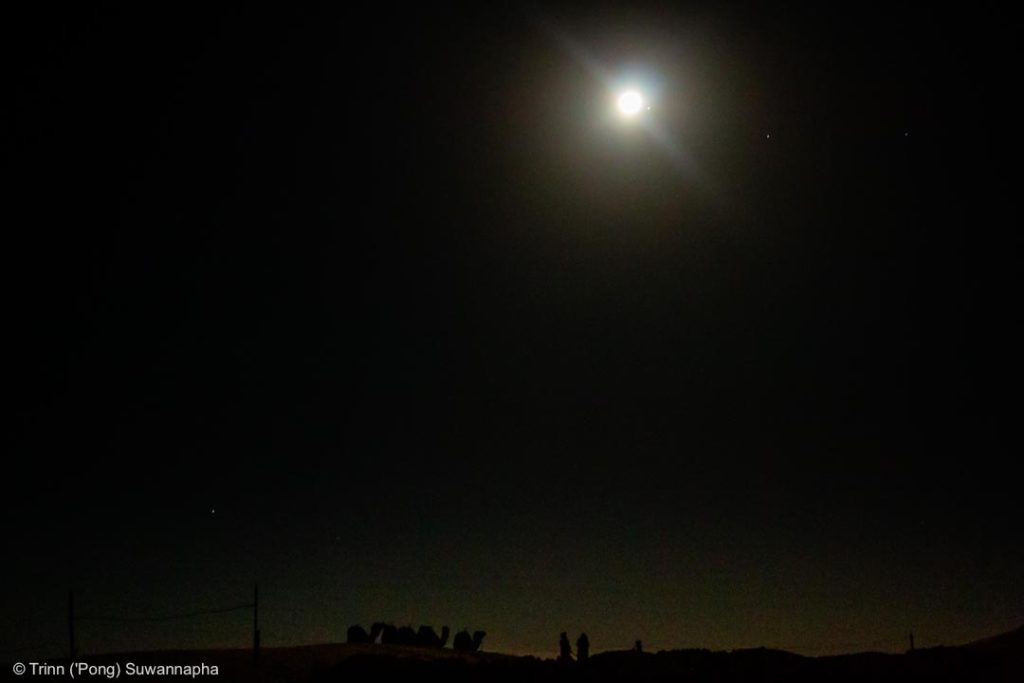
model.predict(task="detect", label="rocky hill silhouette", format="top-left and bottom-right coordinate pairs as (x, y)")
top-left (7, 624), bottom-right (1020, 682)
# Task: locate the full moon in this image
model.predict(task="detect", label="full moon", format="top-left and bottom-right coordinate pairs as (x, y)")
top-left (617, 90), bottom-right (644, 117)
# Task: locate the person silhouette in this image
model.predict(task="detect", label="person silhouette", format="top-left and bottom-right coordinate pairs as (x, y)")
top-left (558, 632), bottom-right (573, 662)
top-left (576, 633), bottom-right (589, 663)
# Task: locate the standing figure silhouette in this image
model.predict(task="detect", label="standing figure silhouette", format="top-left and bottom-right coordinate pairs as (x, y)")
top-left (558, 632), bottom-right (573, 662)
top-left (576, 633), bottom-right (589, 663)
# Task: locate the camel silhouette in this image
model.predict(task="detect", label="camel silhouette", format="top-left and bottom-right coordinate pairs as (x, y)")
top-left (346, 623), bottom-right (384, 644)
top-left (395, 626), bottom-right (417, 646)
top-left (373, 623), bottom-right (397, 644)
top-left (416, 625), bottom-right (450, 648)
top-left (452, 629), bottom-right (486, 652)
top-left (373, 623), bottom-right (423, 646)
top-left (362, 622), bottom-right (459, 649)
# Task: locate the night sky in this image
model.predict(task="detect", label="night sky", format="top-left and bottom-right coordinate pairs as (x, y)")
top-left (5, 3), bottom-right (1022, 659)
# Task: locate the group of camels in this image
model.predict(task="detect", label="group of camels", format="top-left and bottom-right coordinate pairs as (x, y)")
top-left (347, 623), bottom-right (486, 652)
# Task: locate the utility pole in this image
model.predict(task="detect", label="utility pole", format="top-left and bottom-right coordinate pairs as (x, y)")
top-left (253, 584), bottom-right (260, 665)
top-left (909, 632), bottom-right (915, 652)
top-left (68, 591), bottom-right (76, 661)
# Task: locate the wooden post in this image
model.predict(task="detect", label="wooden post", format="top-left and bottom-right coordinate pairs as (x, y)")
top-left (253, 584), bottom-right (260, 665)
top-left (68, 590), bottom-right (76, 661)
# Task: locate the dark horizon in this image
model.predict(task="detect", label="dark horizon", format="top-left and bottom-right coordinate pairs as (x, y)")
top-left (5, 3), bottom-right (1022, 662)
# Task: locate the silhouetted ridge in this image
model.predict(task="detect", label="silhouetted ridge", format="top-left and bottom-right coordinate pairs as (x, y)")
top-left (964, 623), bottom-right (1024, 654)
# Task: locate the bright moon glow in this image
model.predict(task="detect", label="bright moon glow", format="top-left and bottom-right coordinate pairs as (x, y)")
top-left (617, 90), bottom-right (644, 116)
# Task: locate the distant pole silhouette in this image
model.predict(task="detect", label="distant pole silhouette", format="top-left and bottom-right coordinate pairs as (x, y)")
top-left (909, 632), bottom-right (915, 652)
top-left (253, 584), bottom-right (260, 665)
top-left (68, 590), bottom-right (76, 660)
top-left (634, 640), bottom-right (643, 654)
